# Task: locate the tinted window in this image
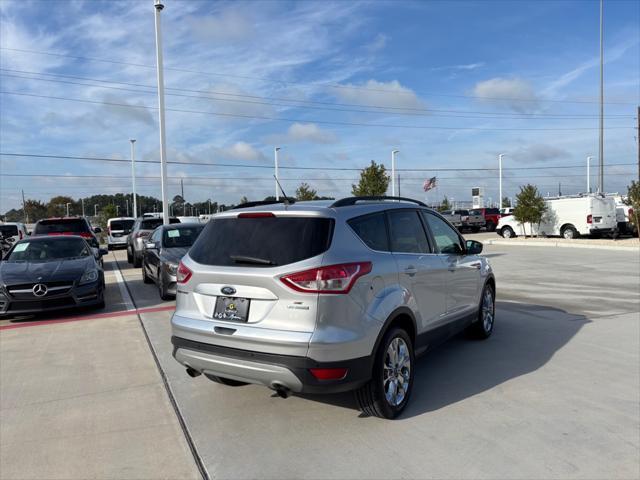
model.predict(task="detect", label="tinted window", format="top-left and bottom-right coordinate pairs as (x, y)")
top-left (469, 209), bottom-right (482, 216)
top-left (35, 218), bottom-right (90, 234)
top-left (110, 220), bottom-right (135, 231)
top-left (162, 226), bottom-right (204, 248)
top-left (387, 210), bottom-right (430, 254)
top-left (189, 217), bottom-right (333, 267)
top-left (348, 212), bottom-right (389, 251)
top-left (486, 208), bottom-right (500, 215)
top-left (7, 238), bottom-right (91, 261)
top-left (422, 212), bottom-right (464, 255)
top-left (141, 218), bottom-right (179, 230)
top-left (0, 225), bottom-right (19, 237)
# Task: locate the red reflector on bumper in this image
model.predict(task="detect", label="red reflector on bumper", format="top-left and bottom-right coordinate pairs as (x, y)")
top-left (309, 368), bottom-right (348, 381)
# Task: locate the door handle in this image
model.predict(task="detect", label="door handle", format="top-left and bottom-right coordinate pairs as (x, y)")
top-left (404, 265), bottom-right (417, 276)
top-left (470, 262), bottom-right (482, 270)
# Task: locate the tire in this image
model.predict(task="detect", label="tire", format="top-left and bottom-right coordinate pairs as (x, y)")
top-left (501, 226), bottom-right (515, 238)
top-left (561, 225), bottom-right (578, 240)
top-left (126, 247), bottom-right (133, 264)
top-left (355, 327), bottom-right (415, 419)
top-left (486, 222), bottom-right (496, 232)
top-left (107, 244), bottom-right (112, 251)
top-left (205, 374), bottom-right (249, 387)
top-left (132, 251), bottom-right (142, 268)
top-left (95, 287), bottom-right (106, 310)
top-left (142, 264), bottom-right (153, 284)
top-left (469, 283), bottom-right (495, 339)
top-left (158, 273), bottom-right (173, 301)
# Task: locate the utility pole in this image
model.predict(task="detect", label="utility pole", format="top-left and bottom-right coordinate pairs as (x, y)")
top-left (498, 153), bottom-right (505, 207)
top-left (154, 0), bottom-right (170, 225)
top-left (81, 198), bottom-right (85, 217)
top-left (65, 202), bottom-right (71, 217)
top-left (180, 178), bottom-right (185, 215)
top-left (130, 139), bottom-right (137, 218)
top-left (274, 147), bottom-right (281, 200)
top-left (126, 199), bottom-right (129, 217)
top-left (391, 150), bottom-right (399, 196)
top-left (587, 155), bottom-right (592, 193)
top-left (94, 204), bottom-right (98, 217)
top-left (397, 172), bottom-right (401, 197)
top-left (21, 189), bottom-right (28, 223)
top-left (637, 106), bottom-right (639, 181)
top-left (598, 0), bottom-right (604, 193)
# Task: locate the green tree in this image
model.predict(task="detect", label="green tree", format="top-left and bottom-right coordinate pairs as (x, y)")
top-left (438, 196), bottom-right (451, 212)
top-left (295, 183), bottom-right (319, 201)
top-left (513, 184), bottom-right (547, 237)
top-left (351, 161), bottom-right (390, 197)
top-left (47, 196), bottom-right (75, 217)
top-left (502, 196), bottom-right (511, 208)
top-left (625, 181), bottom-right (640, 237)
top-left (240, 196), bottom-right (249, 204)
top-left (98, 205), bottom-right (118, 231)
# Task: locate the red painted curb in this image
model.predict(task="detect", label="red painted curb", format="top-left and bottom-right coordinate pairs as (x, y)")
top-left (0, 305), bottom-right (176, 331)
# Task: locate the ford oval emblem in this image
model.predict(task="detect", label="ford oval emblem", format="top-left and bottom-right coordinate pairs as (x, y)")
top-left (221, 286), bottom-right (236, 296)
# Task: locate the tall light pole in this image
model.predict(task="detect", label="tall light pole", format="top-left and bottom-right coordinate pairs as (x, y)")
top-left (598, 0), bottom-right (604, 193)
top-left (391, 150), bottom-right (399, 197)
top-left (274, 147), bottom-right (281, 200)
top-left (498, 153), bottom-right (505, 208)
top-left (154, 0), bottom-right (170, 225)
top-left (587, 155), bottom-right (593, 193)
top-left (94, 204), bottom-right (98, 217)
top-left (130, 139), bottom-right (137, 218)
top-left (65, 202), bottom-right (71, 217)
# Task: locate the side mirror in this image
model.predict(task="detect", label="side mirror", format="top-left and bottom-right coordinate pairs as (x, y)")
top-left (465, 240), bottom-right (483, 255)
top-left (93, 227), bottom-right (102, 234)
top-left (145, 241), bottom-right (157, 250)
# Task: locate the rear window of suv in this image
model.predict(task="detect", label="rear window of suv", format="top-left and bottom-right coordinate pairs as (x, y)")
top-left (35, 218), bottom-right (90, 234)
top-left (141, 218), bottom-right (179, 230)
top-left (189, 216), bottom-right (333, 267)
top-left (110, 220), bottom-right (135, 232)
top-left (0, 225), bottom-right (19, 237)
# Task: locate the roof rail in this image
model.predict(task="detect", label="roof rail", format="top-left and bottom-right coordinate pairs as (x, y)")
top-left (231, 199), bottom-right (295, 210)
top-left (330, 196), bottom-right (427, 208)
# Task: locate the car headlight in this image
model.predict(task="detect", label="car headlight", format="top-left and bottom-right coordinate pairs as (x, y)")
top-left (79, 269), bottom-right (99, 285)
top-left (165, 263), bottom-right (178, 275)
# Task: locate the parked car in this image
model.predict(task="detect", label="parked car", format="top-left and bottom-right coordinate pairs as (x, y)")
top-left (106, 217), bottom-right (135, 250)
top-left (452, 209), bottom-right (485, 232)
top-left (439, 210), bottom-right (462, 229)
top-left (33, 217), bottom-right (101, 248)
top-left (170, 196), bottom-right (495, 419)
top-left (469, 208), bottom-right (501, 232)
top-left (0, 236), bottom-right (106, 317)
top-left (142, 223), bottom-right (204, 300)
top-left (127, 216), bottom-right (180, 267)
top-left (0, 222), bottom-right (29, 244)
top-left (497, 194), bottom-right (617, 239)
top-left (500, 207), bottom-right (514, 216)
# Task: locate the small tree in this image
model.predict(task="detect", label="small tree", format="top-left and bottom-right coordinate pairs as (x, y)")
top-left (295, 183), bottom-right (318, 201)
top-left (240, 196), bottom-right (248, 204)
top-left (502, 196), bottom-right (511, 208)
top-left (625, 181), bottom-right (640, 239)
top-left (352, 161), bottom-right (390, 197)
top-left (438, 196), bottom-right (451, 212)
top-left (513, 184), bottom-right (547, 237)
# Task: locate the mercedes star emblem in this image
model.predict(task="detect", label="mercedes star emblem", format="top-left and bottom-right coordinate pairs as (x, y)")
top-left (32, 283), bottom-right (48, 297)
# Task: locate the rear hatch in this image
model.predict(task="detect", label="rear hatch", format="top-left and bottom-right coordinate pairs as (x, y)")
top-left (108, 219), bottom-right (135, 238)
top-left (180, 212), bottom-right (334, 334)
top-left (589, 197), bottom-right (617, 228)
top-left (0, 225), bottom-right (20, 240)
top-left (34, 218), bottom-right (95, 244)
top-left (134, 217), bottom-right (179, 241)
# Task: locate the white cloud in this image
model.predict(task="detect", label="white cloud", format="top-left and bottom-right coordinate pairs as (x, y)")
top-left (509, 143), bottom-right (571, 163)
top-left (330, 80), bottom-right (425, 109)
top-left (186, 8), bottom-right (254, 45)
top-left (432, 62), bottom-right (485, 71)
top-left (217, 142), bottom-right (266, 161)
top-left (265, 123), bottom-right (337, 145)
top-left (472, 77), bottom-right (539, 112)
top-left (366, 33), bottom-right (388, 52)
top-left (100, 93), bottom-right (155, 126)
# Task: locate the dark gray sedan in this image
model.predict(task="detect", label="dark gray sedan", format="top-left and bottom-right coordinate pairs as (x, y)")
top-left (142, 223), bottom-right (204, 300)
top-left (0, 236), bottom-right (106, 317)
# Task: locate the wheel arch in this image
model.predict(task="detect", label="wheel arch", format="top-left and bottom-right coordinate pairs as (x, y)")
top-left (371, 307), bottom-right (418, 356)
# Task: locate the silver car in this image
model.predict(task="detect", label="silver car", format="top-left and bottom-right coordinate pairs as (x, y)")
top-left (171, 197), bottom-right (496, 419)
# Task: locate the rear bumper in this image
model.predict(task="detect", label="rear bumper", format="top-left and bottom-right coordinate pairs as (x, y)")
top-left (107, 236), bottom-right (128, 246)
top-left (171, 336), bottom-right (372, 394)
top-left (589, 227), bottom-right (615, 235)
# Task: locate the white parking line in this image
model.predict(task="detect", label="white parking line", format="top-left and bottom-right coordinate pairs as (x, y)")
top-left (110, 256), bottom-right (136, 311)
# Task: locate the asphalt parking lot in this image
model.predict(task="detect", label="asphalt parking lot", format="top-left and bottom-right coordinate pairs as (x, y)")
top-left (1, 243), bottom-right (639, 479)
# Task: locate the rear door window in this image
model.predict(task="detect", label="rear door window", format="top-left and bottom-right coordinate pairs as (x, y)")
top-left (35, 218), bottom-right (89, 234)
top-left (348, 212), bottom-right (389, 251)
top-left (189, 216), bottom-right (333, 267)
top-left (387, 210), bottom-right (431, 254)
top-left (0, 225), bottom-right (19, 237)
top-left (110, 220), bottom-right (135, 232)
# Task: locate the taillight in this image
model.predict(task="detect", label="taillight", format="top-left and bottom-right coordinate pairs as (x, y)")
top-left (587, 214), bottom-right (593, 224)
top-left (177, 261), bottom-right (192, 284)
top-left (309, 368), bottom-right (348, 381)
top-left (18, 231), bottom-right (23, 240)
top-left (134, 231), bottom-right (149, 239)
top-left (238, 212), bottom-right (275, 218)
top-left (280, 262), bottom-right (372, 294)
top-left (107, 227), bottom-right (111, 234)
top-left (79, 232), bottom-right (93, 239)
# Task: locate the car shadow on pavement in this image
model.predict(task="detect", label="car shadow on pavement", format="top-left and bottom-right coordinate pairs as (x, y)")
top-left (299, 301), bottom-right (590, 419)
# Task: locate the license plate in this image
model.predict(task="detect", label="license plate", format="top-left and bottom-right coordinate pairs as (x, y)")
top-left (213, 297), bottom-right (250, 322)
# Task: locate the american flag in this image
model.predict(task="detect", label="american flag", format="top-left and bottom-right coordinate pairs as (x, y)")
top-left (423, 177), bottom-right (437, 192)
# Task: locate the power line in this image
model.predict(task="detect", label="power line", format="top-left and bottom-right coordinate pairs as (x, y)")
top-left (1, 91), bottom-right (632, 131)
top-left (1, 69), bottom-right (633, 120)
top-left (1, 152), bottom-right (635, 172)
top-left (1, 46), bottom-right (634, 106)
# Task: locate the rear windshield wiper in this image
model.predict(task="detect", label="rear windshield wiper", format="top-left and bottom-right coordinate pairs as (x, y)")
top-left (230, 254), bottom-right (275, 266)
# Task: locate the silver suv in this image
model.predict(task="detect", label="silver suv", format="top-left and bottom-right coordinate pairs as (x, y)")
top-left (171, 197), bottom-right (495, 419)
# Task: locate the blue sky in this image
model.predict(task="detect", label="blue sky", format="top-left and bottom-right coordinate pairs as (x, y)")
top-left (1, 0), bottom-right (638, 212)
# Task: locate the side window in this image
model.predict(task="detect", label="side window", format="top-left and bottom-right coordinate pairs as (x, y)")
top-left (151, 228), bottom-right (162, 243)
top-left (387, 210), bottom-right (431, 254)
top-left (348, 212), bottom-right (389, 251)
top-left (422, 212), bottom-right (464, 255)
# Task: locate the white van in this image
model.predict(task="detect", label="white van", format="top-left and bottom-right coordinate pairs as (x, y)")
top-left (497, 194), bottom-right (617, 239)
top-left (107, 217), bottom-right (136, 250)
